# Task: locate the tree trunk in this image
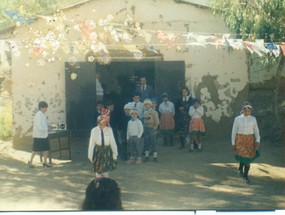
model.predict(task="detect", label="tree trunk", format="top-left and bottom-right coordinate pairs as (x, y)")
top-left (271, 53), bottom-right (284, 144)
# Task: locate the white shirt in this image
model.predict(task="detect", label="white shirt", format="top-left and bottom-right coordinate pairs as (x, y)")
top-left (189, 105), bottom-right (204, 119)
top-left (127, 118), bottom-right (144, 139)
top-left (159, 101), bottom-right (175, 115)
top-left (88, 126), bottom-right (118, 161)
top-left (129, 101), bottom-right (144, 119)
top-left (182, 95), bottom-right (190, 102)
top-left (32, 111), bottom-right (48, 138)
top-left (96, 78), bottom-right (104, 96)
top-left (231, 114), bottom-right (261, 145)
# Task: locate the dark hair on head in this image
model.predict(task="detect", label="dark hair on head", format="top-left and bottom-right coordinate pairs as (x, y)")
top-left (38, 101), bottom-right (48, 110)
top-left (96, 101), bottom-right (104, 106)
top-left (181, 87), bottom-right (190, 95)
top-left (105, 100), bottom-right (114, 106)
top-left (133, 93), bottom-right (141, 97)
top-left (82, 178), bottom-right (123, 211)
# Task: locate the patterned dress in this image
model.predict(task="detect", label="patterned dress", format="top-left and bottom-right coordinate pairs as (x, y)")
top-left (231, 114), bottom-right (261, 163)
top-left (159, 101), bottom-right (175, 134)
top-left (92, 145), bottom-right (116, 173)
top-left (189, 105), bottom-right (206, 136)
top-left (88, 126), bottom-right (118, 173)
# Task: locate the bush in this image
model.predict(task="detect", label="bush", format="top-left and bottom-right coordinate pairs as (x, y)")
top-left (0, 100), bottom-right (12, 140)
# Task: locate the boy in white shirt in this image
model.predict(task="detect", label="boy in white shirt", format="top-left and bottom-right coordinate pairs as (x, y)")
top-left (129, 94), bottom-right (144, 120)
top-left (127, 109), bottom-right (144, 164)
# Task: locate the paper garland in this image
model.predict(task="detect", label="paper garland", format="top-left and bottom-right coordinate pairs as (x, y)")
top-left (3, 10), bottom-right (284, 67)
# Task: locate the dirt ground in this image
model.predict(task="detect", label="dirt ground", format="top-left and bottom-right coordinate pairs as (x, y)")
top-left (0, 133), bottom-right (284, 211)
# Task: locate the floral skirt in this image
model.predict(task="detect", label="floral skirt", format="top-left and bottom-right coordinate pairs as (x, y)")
top-left (234, 134), bottom-right (260, 163)
top-left (160, 112), bottom-right (175, 133)
top-left (189, 118), bottom-right (206, 136)
top-left (92, 145), bottom-right (116, 173)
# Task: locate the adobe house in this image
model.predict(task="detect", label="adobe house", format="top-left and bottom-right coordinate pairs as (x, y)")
top-left (0, 0), bottom-right (283, 147)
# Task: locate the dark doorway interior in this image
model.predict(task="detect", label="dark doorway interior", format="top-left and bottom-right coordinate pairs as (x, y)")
top-left (65, 61), bottom-right (185, 138)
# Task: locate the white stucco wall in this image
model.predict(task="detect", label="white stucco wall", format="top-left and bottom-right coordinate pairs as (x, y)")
top-left (11, 0), bottom-right (250, 144)
top-left (249, 54), bottom-right (285, 84)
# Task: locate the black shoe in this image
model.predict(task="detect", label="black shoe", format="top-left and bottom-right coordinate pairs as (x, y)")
top-left (43, 163), bottom-right (53, 168)
top-left (179, 145), bottom-right (185, 149)
top-left (144, 156), bottom-right (150, 162)
top-left (189, 149), bottom-right (194, 152)
top-left (153, 157), bottom-right (158, 163)
top-left (243, 177), bottom-right (250, 183)
top-left (236, 169), bottom-right (244, 177)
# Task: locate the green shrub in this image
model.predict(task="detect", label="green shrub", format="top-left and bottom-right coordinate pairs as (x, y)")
top-left (0, 101), bottom-right (12, 140)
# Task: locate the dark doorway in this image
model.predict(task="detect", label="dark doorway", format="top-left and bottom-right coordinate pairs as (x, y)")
top-left (65, 62), bottom-right (97, 138)
top-left (65, 61), bottom-right (185, 138)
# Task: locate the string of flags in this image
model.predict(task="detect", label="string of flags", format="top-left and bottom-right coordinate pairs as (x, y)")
top-left (1, 10), bottom-right (285, 69)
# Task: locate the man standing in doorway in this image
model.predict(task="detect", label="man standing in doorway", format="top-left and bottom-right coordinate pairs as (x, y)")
top-left (135, 76), bottom-right (154, 101)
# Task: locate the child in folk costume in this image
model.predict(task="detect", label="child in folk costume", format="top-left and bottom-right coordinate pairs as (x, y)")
top-left (231, 102), bottom-right (260, 183)
top-left (143, 99), bottom-right (160, 162)
top-left (102, 102), bottom-right (122, 160)
top-left (176, 87), bottom-right (193, 149)
top-left (189, 98), bottom-right (206, 152)
top-left (126, 109), bottom-right (144, 165)
top-left (159, 93), bottom-right (175, 146)
top-left (88, 115), bottom-right (118, 179)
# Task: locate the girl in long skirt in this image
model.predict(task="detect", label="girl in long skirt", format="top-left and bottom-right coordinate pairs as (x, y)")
top-left (189, 98), bottom-right (205, 151)
top-left (231, 102), bottom-right (260, 183)
top-left (88, 115), bottom-right (118, 179)
top-left (159, 93), bottom-right (175, 146)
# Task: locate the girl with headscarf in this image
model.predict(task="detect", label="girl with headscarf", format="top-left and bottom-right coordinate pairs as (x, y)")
top-left (159, 93), bottom-right (175, 146)
top-left (88, 115), bottom-right (118, 179)
top-left (189, 98), bottom-right (205, 151)
top-left (231, 101), bottom-right (260, 183)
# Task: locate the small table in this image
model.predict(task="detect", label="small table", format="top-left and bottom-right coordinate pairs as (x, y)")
top-left (40, 130), bottom-right (71, 164)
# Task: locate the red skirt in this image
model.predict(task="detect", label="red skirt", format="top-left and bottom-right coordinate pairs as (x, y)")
top-left (189, 118), bottom-right (205, 136)
top-left (160, 112), bottom-right (175, 130)
top-left (234, 134), bottom-right (260, 163)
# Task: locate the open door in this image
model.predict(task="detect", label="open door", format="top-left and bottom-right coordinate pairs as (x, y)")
top-left (154, 61), bottom-right (185, 104)
top-left (65, 62), bottom-right (97, 138)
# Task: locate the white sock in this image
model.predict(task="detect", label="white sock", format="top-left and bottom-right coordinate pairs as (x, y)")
top-left (198, 143), bottom-right (202, 149)
top-left (145, 151), bottom-right (149, 157)
top-left (153, 152), bottom-right (157, 158)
